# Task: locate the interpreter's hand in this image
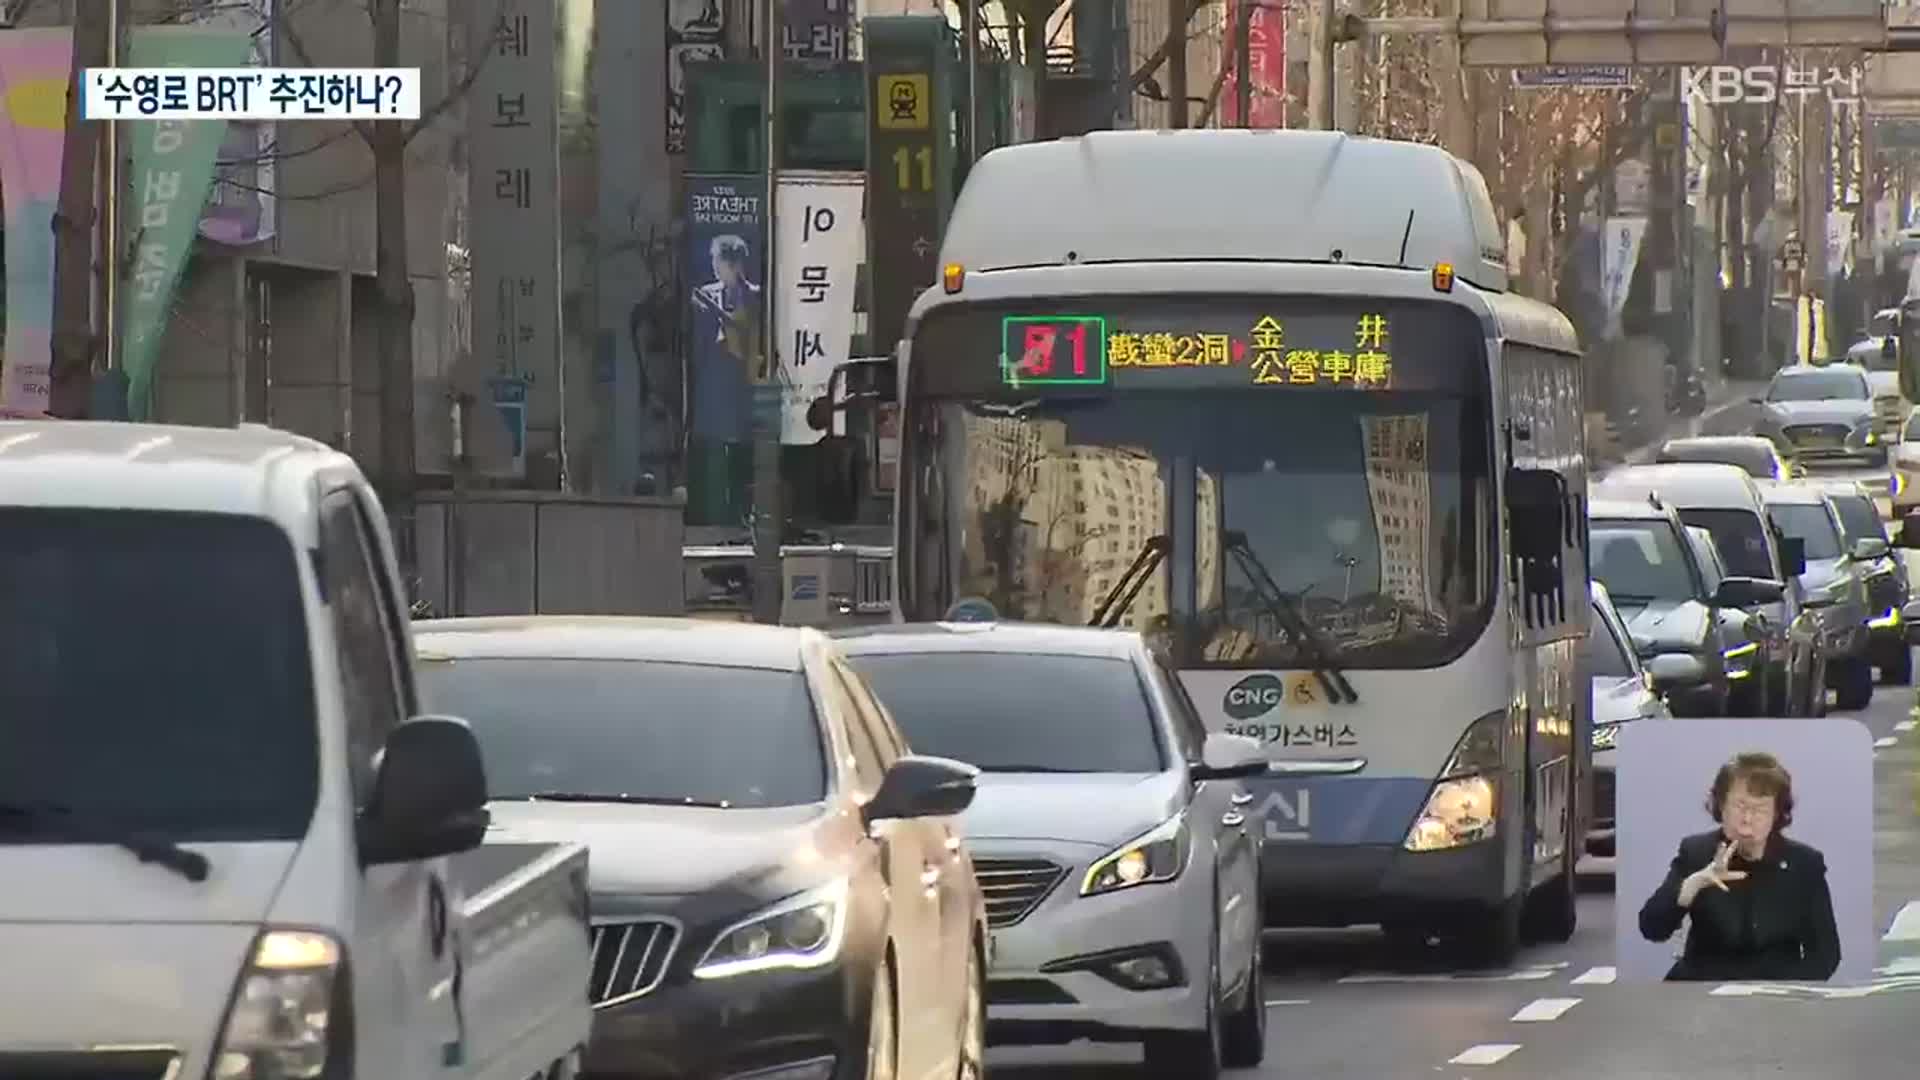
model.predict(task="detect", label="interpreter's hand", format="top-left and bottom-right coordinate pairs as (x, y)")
top-left (1677, 841), bottom-right (1749, 908)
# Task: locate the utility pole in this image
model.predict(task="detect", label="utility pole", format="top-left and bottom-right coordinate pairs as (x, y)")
top-left (1166, 0), bottom-right (1188, 127)
top-left (1234, 0), bottom-right (1252, 127)
top-left (751, 0), bottom-right (785, 625)
top-left (1436, 0), bottom-right (1472, 161)
top-left (48, 0), bottom-right (112, 419)
top-left (1307, 0), bottom-right (1333, 129)
top-left (101, 0), bottom-right (124, 379)
top-left (963, 0), bottom-right (979, 164)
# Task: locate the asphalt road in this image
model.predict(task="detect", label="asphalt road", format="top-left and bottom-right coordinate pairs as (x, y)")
top-left (991, 426), bottom-right (1920, 1078)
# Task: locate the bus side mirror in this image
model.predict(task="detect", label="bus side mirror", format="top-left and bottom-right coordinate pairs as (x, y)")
top-left (1505, 467), bottom-right (1567, 562)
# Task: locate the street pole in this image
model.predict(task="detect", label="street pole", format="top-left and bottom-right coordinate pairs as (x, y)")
top-left (1234, 0), bottom-right (1252, 127)
top-left (963, 0), bottom-right (979, 162)
top-left (1307, 0), bottom-right (1333, 129)
top-left (48, 0), bottom-right (112, 418)
top-left (102, 0), bottom-right (124, 377)
top-left (1166, 0), bottom-right (1188, 127)
top-left (751, 0), bottom-right (786, 625)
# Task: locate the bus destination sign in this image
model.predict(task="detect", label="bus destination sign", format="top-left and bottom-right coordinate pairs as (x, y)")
top-left (998, 312), bottom-right (1396, 390)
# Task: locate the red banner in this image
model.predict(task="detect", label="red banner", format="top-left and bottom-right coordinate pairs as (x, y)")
top-left (1221, 0), bottom-right (1287, 128)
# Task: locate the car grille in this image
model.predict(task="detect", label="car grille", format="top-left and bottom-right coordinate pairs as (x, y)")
top-left (974, 857), bottom-right (1068, 928)
top-left (1593, 768), bottom-right (1617, 830)
top-left (1784, 424), bottom-right (1850, 448)
top-left (0, 1049), bottom-right (179, 1080)
top-left (589, 919), bottom-right (678, 1006)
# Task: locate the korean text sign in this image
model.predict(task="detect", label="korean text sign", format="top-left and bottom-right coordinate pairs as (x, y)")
top-left (773, 172), bottom-right (865, 444)
top-left (82, 67), bottom-right (420, 120)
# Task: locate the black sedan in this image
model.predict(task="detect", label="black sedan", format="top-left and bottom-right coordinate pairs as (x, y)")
top-left (415, 616), bottom-right (988, 1080)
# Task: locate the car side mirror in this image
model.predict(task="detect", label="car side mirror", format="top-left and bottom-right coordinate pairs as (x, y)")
top-left (358, 715), bottom-right (491, 867)
top-left (1645, 653), bottom-right (1708, 692)
top-left (1898, 511), bottom-right (1920, 549)
top-left (1192, 731), bottom-right (1268, 781)
top-left (1714, 576), bottom-right (1785, 608)
top-left (1851, 536), bottom-right (1892, 561)
top-left (866, 755), bottom-right (979, 823)
top-left (1779, 536), bottom-right (1808, 577)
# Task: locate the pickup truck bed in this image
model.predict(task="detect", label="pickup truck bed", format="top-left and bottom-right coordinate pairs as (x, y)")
top-left (449, 841), bottom-right (593, 1080)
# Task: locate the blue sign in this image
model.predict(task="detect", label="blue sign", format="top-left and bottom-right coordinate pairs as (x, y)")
top-left (1245, 775), bottom-right (1431, 846)
top-left (790, 573), bottom-right (821, 601)
top-left (488, 376), bottom-right (529, 461)
top-left (1512, 65), bottom-right (1632, 90)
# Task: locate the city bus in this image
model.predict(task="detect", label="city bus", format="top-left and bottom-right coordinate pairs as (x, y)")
top-left (878, 129), bottom-right (1591, 965)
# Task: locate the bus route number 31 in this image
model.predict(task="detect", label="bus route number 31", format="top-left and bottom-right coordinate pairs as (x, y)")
top-left (1000, 315), bottom-right (1109, 386)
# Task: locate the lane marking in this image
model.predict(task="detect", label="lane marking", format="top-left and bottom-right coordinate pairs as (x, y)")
top-left (1449, 1044), bottom-right (1522, 1066)
top-left (1510, 997), bottom-right (1581, 1022)
top-left (1711, 978), bottom-right (1920, 998)
top-left (1875, 736), bottom-right (1899, 750)
top-left (1884, 900), bottom-right (1920, 942)
top-left (1338, 967), bottom-right (1559, 984)
top-left (1570, 966), bottom-right (1616, 985)
top-left (1876, 957), bottom-right (1920, 976)
top-left (1263, 999), bottom-right (1309, 1007)
top-left (1895, 720), bottom-right (1916, 734)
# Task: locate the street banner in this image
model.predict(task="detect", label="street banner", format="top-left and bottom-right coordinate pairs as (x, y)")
top-left (685, 174), bottom-right (765, 443)
top-left (120, 25), bottom-right (255, 420)
top-left (773, 171), bottom-right (864, 444)
top-left (1221, 0), bottom-right (1287, 128)
top-left (1601, 216), bottom-right (1647, 336)
top-left (0, 29), bottom-right (73, 418)
top-left (188, 0), bottom-right (277, 247)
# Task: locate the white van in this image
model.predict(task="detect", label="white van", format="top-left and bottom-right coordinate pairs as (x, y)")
top-left (0, 421), bottom-right (591, 1080)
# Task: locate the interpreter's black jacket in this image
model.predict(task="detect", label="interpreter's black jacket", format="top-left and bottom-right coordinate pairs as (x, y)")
top-left (1638, 829), bottom-right (1841, 982)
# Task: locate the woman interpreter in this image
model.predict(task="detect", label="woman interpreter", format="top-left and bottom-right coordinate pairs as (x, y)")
top-left (1638, 751), bottom-right (1841, 981)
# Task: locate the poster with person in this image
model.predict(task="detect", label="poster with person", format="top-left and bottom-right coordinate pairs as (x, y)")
top-left (684, 174), bottom-right (764, 523)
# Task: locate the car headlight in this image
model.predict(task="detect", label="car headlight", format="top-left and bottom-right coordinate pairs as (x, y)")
top-left (693, 878), bottom-right (850, 980)
top-left (1404, 710), bottom-right (1503, 852)
top-left (1081, 812), bottom-right (1190, 897)
top-left (211, 930), bottom-right (344, 1080)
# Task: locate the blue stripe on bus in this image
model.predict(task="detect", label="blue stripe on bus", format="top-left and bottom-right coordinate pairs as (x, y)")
top-left (1239, 775), bottom-right (1432, 847)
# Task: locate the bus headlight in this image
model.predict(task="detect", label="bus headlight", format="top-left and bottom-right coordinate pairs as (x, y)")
top-left (211, 929), bottom-right (344, 1080)
top-left (1404, 710), bottom-right (1503, 852)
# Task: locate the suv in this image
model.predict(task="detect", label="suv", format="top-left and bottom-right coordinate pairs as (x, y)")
top-left (1761, 484), bottom-right (1876, 710)
top-left (1809, 477), bottom-right (1910, 685)
top-left (1587, 494), bottom-right (1771, 716)
top-left (1591, 464), bottom-right (1824, 716)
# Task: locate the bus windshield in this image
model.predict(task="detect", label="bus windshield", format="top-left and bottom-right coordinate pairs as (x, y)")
top-left (899, 295), bottom-right (1496, 670)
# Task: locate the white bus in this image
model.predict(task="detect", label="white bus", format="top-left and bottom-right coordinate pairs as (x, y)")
top-left (880, 129), bottom-right (1591, 965)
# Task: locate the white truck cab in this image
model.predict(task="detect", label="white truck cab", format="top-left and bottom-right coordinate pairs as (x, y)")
top-left (0, 421), bottom-right (591, 1080)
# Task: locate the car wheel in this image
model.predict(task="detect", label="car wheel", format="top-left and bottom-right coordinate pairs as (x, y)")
top-left (1883, 642), bottom-right (1914, 686)
top-left (1453, 891), bottom-right (1524, 970)
top-left (1141, 936), bottom-right (1222, 1079)
top-left (955, 939), bottom-right (985, 1080)
top-left (1220, 897), bottom-right (1267, 1068)
top-left (1835, 656), bottom-right (1875, 712)
top-left (864, 959), bottom-right (898, 1080)
top-left (1522, 827), bottom-right (1579, 945)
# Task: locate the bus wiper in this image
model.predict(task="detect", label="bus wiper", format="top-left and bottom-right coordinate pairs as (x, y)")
top-left (1090, 535), bottom-right (1169, 628)
top-left (1223, 531), bottom-right (1360, 705)
top-left (0, 801), bottom-right (210, 882)
top-left (518, 792), bottom-right (735, 808)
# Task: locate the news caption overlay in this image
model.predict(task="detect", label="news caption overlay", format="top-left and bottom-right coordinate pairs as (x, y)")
top-left (82, 68), bottom-right (421, 121)
top-left (1612, 717), bottom-right (1875, 984)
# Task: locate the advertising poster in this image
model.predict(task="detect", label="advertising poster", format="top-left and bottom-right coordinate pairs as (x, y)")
top-left (0, 28), bottom-right (73, 418)
top-left (685, 175), bottom-right (765, 444)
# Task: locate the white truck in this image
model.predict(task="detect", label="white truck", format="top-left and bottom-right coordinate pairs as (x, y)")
top-left (0, 420), bottom-right (592, 1080)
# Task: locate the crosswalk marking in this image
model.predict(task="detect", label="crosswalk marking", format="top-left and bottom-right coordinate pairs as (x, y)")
top-left (1511, 997), bottom-right (1580, 1022)
top-left (1449, 1043), bottom-right (1523, 1066)
top-left (1570, 966), bottom-right (1616, 985)
top-left (1875, 736), bottom-right (1899, 750)
top-left (1895, 720), bottom-right (1917, 734)
top-left (1884, 901), bottom-right (1920, 942)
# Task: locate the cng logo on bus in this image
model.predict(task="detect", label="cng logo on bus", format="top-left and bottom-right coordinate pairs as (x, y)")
top-left (1223, 674), bottom-right (1286, 719)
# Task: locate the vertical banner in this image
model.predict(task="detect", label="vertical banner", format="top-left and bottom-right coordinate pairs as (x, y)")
top-left (190, 0), bottom-right (277, 247)
top-left (1222, 0), bottom-right (1287, 128)
top-left (0, 28), bottom-right (73, 418)
top-left (1600, 216), bottom-right (1647, 335)
top-left (468, 0), bottom-right (561, 479)
top-left (773, 172), bottom-right (864, 444)
top-left (120, 26), bottom-right (254, 421)
top-left (685, 175), bottom-right (765, 445)
top-left (666, 0), bottom-right (725, 154)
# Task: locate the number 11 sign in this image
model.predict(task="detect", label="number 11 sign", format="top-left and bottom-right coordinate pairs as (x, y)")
top-left (1000, 315), bottom-right (1110, 386)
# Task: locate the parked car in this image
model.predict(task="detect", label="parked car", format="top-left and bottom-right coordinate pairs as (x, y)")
top-left (1592, 464), bottom-right (1825, 715)
top-left (1653, 435), bottom-right (1794, 482)
top-left (1810, 477), bottom-right (1912, 685)
top-left (1580, 580), bottom-right (1675, 878)
top-left (413, 616), bottom-right (989, 1080)
top-left (1750, 363), bottom-right (1886, 466)
top-left (1588, 493), bottom-right (1770, 716)
top-left (1761, 485), bottom-right (1876, 710)
top-left (0, 421), bottom-right (592, 1080)
top-left (833, 621), bottom-right (1269, 1080)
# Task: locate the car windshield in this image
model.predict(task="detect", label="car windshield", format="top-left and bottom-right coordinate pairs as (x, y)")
top-left (1676, 508), bottom-right (1777, 581)
top-left (843, 651), bottom-right (1165, 773)
top-left (1591, 520), bottom-right (1698, 603)
top-left (1584, 603), bottom-right (1636, 678)
top-left (417, 657), bottom-right (827, 806)
top-left (1829, 494), bottom-right (1886, 544)
top-left (1767, 369), bottom-right (1868, 401)
top-left (1767, 503), bottom-right (1843, 561)
top-left (0, 509), bottom-right (319, 840)
top-left (1654, 442), bottom-right (1778, 480)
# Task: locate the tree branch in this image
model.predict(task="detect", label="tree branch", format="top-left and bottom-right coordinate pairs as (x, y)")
top-left (273, 2), bottom-right (374, 144)
top-left (1193, 48), bottom-right (1233, 128)
top-left (1127, 0), bottom-right (1209, 93)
